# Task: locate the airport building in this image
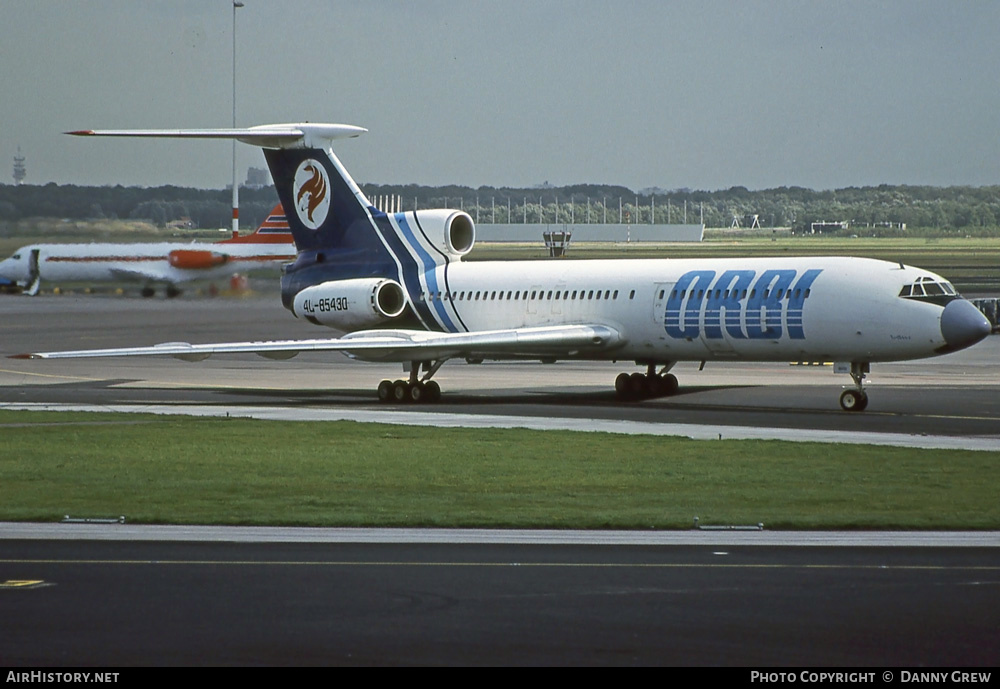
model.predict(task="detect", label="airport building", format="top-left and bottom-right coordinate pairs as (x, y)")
top-left (474, 223), bottom-right (704, 243)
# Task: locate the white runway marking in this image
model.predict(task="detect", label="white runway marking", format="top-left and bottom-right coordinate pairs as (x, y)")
top-left (0, 521), bottom-right (997, 547)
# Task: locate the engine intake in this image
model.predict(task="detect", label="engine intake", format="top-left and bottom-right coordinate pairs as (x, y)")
top-left (292, 278), bottom-right (406, 329)
top-left (412, 209), bottom-right (475, 258)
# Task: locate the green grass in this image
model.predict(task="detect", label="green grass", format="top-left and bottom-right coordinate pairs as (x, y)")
top-left (1, 410), bottom-right (997, 529)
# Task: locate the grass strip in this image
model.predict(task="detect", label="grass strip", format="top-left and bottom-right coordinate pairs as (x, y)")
top-left (1, 411), bottom-right (997, 529)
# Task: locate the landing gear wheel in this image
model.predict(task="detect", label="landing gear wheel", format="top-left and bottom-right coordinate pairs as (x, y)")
top-left (377, 379), bottom-right (394, 403)
top-left (629, 372), bottom-right (647, 397)
top-left (392, 380), bottom-right (410, 403)
top-left (615, 373), bottom-right (632, 399)
top-left (166, 285), bottom-right (181, 298)
top-left (424, 380), bottom-right (441, 403)
top-left (661, 373), bottom-right (679, 396)
top-left (141, 287), bottom-right (155, 298)
top-left (408, 382), bottom-right (426, 403)
top-left (839, 389), bottom-right (869, 412)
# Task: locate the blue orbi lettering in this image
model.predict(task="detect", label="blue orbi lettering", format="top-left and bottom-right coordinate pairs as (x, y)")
top-left (745, 269), bottom-right (795, 339)
top-left (664, 270), bottom-right (714, 339)
top-left (664, 268), bottom-right (822, 341)
top-left (704, 270), bottom-right (755, 339)
top-left (786, 269), bottom-right (821, 339)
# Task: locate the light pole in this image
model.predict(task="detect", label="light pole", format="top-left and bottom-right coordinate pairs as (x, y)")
top-left (231, 1), bottom-right (244, 236)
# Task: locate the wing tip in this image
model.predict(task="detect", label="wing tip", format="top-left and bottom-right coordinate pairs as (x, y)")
top-left (65, 130), bottom-right (95, 136)
top-left (8, 353), bottom-right (41, 359)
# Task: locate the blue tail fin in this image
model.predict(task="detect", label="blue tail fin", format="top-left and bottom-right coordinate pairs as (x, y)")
top-left (263, 144), bottom-right (386, 256)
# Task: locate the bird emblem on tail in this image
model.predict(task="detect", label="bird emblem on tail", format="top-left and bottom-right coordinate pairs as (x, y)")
top-left (293, 160), bottom-right (330, 230)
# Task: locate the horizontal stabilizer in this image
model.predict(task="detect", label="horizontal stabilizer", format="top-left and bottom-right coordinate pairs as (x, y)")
top-left (66, 123), bottom-right (367, 150)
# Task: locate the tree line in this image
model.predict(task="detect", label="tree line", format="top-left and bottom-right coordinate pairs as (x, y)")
top-left (2, 181), bottom-right (1000, 234)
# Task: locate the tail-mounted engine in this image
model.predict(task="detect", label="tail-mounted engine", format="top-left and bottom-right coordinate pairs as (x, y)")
top-left (168, 249), bottom-right (229, 270)
top-left (412, 209), bottom-right (475, 259)
top-left (292, 277), bottom-right (407, 329)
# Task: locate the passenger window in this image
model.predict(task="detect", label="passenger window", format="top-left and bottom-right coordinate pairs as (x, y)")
top-left (588, 291), bottom-right (594, 299)
top-left (629, 290), bottom-right (635, 299)
top-left (613, 290), bottom-right (619, 299)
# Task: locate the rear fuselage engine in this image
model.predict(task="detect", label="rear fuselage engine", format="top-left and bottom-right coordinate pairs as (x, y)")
top-left (291, 277), bottom-right (407, 329)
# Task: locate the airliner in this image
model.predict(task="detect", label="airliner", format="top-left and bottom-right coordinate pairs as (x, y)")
top-left (11, 123), bottom-right (992, 412)
top-left (0, 205), bottom-right (294, 297)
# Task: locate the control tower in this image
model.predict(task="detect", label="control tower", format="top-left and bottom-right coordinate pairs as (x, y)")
top-left (13, 147), bottom-right (26, 185)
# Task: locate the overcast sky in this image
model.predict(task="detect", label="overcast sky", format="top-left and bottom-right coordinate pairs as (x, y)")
top-left (3, 1), bottom-right (999, 191)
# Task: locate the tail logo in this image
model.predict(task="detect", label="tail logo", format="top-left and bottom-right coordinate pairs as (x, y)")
top-left (292, 159), bottom-right (331, 230)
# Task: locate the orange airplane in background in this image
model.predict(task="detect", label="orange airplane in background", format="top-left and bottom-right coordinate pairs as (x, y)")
top-left (0, 205), bottom-right (295, 297)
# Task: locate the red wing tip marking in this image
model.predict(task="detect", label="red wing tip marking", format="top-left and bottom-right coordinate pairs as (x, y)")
top-left (8, 353), bottom-right (40, 359)
top-left (66, 130), bottom-right (96, 136)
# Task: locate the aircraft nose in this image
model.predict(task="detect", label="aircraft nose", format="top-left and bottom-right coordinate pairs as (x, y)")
top-left (940, 299), bottom-right (991, 351)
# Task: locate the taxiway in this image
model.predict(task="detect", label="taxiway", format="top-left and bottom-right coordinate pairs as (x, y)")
top-left (1, 294), bottom-right (999, 448)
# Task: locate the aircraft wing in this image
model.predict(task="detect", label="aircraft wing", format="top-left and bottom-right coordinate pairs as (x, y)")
top-left (107, 266), bottom-right (174, 283)
top-left (10, 324), bottom-right (624, 363)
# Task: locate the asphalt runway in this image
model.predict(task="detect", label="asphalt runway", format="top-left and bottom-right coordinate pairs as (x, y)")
top-left (1, 294), bottom-right (999, 447)
top-left (1, 531), bottom-right (998, 666)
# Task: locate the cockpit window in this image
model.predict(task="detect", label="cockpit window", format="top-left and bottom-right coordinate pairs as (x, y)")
top-left (899, 276), bottom-right (960, 305)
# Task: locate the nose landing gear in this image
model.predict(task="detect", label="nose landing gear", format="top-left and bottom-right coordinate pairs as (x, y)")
top-left (839, 362), bottom-right (870, 412)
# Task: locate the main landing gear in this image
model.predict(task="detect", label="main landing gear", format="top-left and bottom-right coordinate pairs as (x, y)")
top-left (615, 363), bottom-right (679, 401)
top-left (140, 285), bottom-right (182, 298)
top-left (377, 360), bottom-right (444, 404)
top-left (839, 362), bottom-right (870, 412)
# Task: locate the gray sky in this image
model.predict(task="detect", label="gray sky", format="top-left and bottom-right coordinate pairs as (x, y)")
top-left (3, 1), bottom-right (999, 191)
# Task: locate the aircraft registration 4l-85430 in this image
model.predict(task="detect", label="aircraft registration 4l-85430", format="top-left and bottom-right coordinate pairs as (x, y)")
top-left (11, 123), bottom-right (991, 412)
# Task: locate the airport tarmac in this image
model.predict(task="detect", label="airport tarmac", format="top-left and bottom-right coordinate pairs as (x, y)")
top-left (1, 294), bottom-right (999, 449)
top-left (2, 294), bottom-right (998, 666)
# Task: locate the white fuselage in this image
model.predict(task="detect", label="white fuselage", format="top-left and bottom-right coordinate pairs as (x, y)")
top-left (391, 255), bottom-right (954, 364)
top-left (0, 241), bottom-right (296, 287)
